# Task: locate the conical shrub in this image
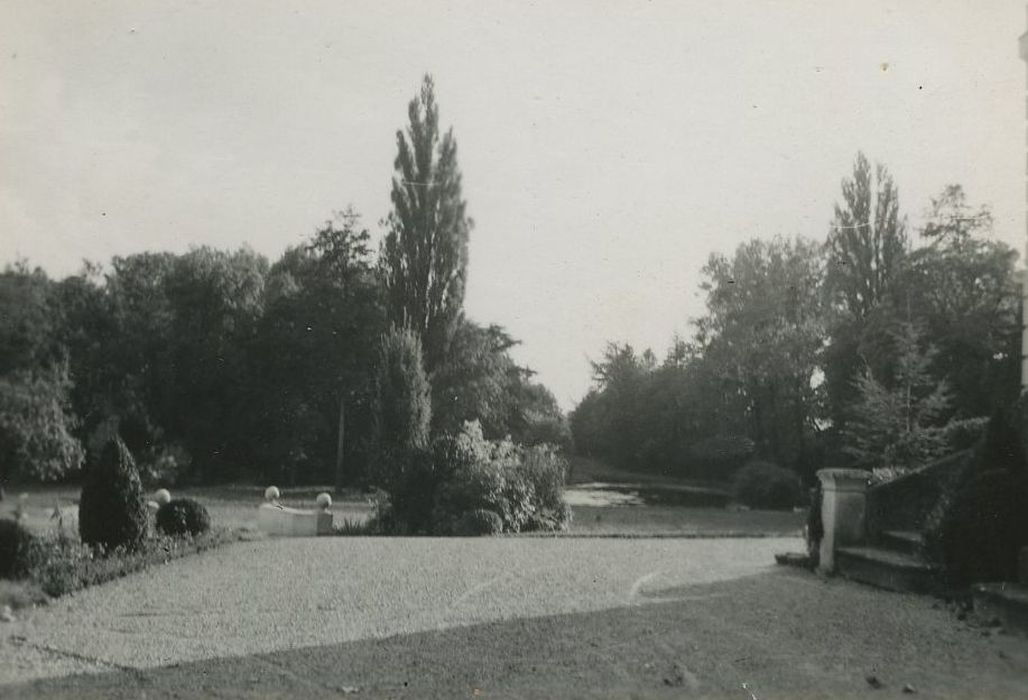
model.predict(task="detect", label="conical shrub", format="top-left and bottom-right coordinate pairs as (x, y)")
top-left (78, 436), bottom-right (148, 550)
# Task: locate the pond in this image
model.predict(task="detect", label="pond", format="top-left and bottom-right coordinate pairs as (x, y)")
top-left (564, 481), bottom-right (731, 509)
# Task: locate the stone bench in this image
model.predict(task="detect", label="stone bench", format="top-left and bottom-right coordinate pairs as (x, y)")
top-left (256, 488), bottom-right (334, 537)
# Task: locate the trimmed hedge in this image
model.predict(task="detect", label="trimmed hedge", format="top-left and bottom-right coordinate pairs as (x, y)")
top-left (733, 460), bottom-right (804, 510)
top-left (923, 409), bottom-right (1028, 587)
top-left (78, 437), bottom-right (148, 551)
top-left (0, 518), bottom-right (34, 579)
top-left (155, 498), bottom-right (212, 537)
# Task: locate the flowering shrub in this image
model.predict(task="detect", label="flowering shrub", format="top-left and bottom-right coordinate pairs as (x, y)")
top-left (431, 421), bottom-right (570, 534)
top-left (372, 420), bottom-right (572, 535)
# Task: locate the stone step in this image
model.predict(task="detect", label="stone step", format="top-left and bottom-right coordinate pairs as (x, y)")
top-left (836, 546), bottom-right (939, 594)
top-left (878, 529), bottom-right (924, 556)
top-left (973, 583), bottom-right (1028, 638)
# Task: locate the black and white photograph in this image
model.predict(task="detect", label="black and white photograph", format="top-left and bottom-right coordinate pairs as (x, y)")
top-left (2, 1), bottom-right (1028, 697)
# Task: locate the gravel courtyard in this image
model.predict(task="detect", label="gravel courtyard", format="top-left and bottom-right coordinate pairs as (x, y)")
top-left (3, 536), bottom-right (1028, 698)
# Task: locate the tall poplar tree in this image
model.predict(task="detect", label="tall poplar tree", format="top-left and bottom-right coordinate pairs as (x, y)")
top-left (381, 74), bottom-right (471, 373)
top-left (823, 152), bottom-right (908, 430)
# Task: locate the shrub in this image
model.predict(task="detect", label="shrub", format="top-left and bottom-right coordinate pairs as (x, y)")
top-left (372, 446), bottom-right (439, 534)
top-left (733, 460), bottom-right (803, 510)
top-left (0, 519), bottom-right (34, 579)
top-left (78, 436), bottom-right (148, 551)
top-left (0, 362), bottom-right (85, 484)
top-left (370, 327), bottom-right (432, 454)
top-left (500, 467), bottom-right (536, 532)
top-left (23, 534), bottom-right (93, 597)
top-left (923, 410), bottom-right (1028, 586)
top-left (431, 425), bottom-right (509, 533)
top-left (155, 498), bottom-right (212, 537)
top-left (523, 502), bottom-right (574, 533)
top-left (374, 420), bottom-right (573, 536)
top-left (24, 528), bottom-right (236, 599)
top-left (454, 509), bottom-right (503, 536)
top-left (929, 469), bottom-right (1028, 586)
top-left (432, 422), bottom-right (571, 534)
top-left (521, 445), bottom-right (568, 513)
top-left (333, 517), bottom-right (371, 536)
top-left (689, 435), bottom-right (756, 481)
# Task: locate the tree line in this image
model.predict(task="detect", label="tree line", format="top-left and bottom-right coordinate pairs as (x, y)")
top-left (0, 75), bottom-right (568, 495)
top-left (571, 154), bottom-right (1021, 483)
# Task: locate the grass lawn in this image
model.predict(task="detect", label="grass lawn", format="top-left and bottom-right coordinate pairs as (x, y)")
top-left (561, 456), bottom-right (804, 537)
top-left (565, 504), bottom-right (804, 537)
top-left (1, 467), bottom-right (804, 611)
top-left (2, 483), bottom-right (375, 537)
top-left (4, 470), bottom-right (804, 543)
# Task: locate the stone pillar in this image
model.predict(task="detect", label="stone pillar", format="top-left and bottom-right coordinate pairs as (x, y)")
top-left (817, 469), bottom-right (870, 573)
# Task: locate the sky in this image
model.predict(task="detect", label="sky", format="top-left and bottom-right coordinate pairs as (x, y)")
top-left (1, 0), bottom-right (1026, 409)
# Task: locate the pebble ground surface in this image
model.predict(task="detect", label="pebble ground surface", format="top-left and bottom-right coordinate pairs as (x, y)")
top-left (2, 536), bottom-right (1028, 698)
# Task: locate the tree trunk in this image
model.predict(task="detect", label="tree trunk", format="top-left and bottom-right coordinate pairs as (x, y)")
top-left (334, 396), bottom-right (346, 495)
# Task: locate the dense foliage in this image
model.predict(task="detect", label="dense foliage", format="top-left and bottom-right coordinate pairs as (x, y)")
top-left (454, 509), bottom-right (504, 536)
top-left (381, 75), bottom-right (470, 375)
top-left (0, 76), bottom-right (567, 491)
top-left (78, 437), bottom-right (148, 550)
top-left (371, 327), bottom-right (432, 454)
top-left (732, 461), bottom-right (805, 510)
top-left (155, 498), bottom-right (212, 537)
top-left (21, 528), bottom-right (235, 599)
top-left (0, 362), bottom-right (84, 487)
top-left (923, 408), bottom-right (1028, 586)
top-left (371, 421), bottom-right (571, 536)
top-left (0, 518), bottom-right (34, 579)
top-left (571, 156), bottom-right (1016, 486)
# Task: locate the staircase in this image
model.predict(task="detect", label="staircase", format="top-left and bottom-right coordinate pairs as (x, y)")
top-left (835, 529), bottom-right (939, 594)
top-left (825, 453), bottom-right (973, 594)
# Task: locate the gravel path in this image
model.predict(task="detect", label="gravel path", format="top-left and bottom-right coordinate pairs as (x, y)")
top-left (2, 537), bottom-right (793, 685)
top-left (4, 536), bottom-right (1028, 698)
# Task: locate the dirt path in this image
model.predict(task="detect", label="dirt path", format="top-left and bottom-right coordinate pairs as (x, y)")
top-left (3, 537), bottom-right (1028, 698)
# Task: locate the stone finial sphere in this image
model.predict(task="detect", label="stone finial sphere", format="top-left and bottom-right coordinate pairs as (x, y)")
top-left (316, 492), bottom-right (332, 509)
top-left (154, 489), bottom-right (172, 505)
top-left (265, 486), bottom-right (280, 501)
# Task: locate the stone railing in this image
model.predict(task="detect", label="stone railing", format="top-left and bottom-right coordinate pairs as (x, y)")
top-left (864, 450), bottom-right (971, 538)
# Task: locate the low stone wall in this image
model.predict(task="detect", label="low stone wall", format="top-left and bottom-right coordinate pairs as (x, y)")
top-left (258, 503), bottom-right (333, 536)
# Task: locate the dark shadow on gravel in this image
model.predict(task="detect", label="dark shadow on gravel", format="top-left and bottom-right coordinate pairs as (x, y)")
top-left (5, 568), bottom-right (1028, 699)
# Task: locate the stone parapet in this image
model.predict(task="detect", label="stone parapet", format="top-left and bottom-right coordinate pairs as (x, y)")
top-left (817, 468), bottom-right (871, 573)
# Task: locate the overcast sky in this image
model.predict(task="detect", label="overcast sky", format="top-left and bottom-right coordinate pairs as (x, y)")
top-left (1, 0), bottom-right (1025, 408)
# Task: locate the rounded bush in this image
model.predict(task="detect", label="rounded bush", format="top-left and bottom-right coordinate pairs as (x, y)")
top-left (79, 437), bottom-right (148, 550)
top-left (0, 518), bottom-right (34, 579)
top-left (454, 509), bottom-right (503, 536)
top-left (155, 498), bottom-right (212, 537)
top-left (732, 460), bottom-right (804, 510)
